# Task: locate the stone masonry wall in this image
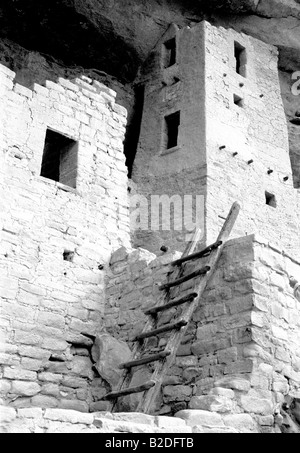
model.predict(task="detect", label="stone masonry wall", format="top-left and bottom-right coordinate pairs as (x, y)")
top-left (131, 24), bottom-right (207, 254)
top-left (105, 234), bottom-right (300, 432)
top-left (1, 406), bottom-right (261, 434)
top-left (0, 62), bottom-right (130, 411)
top-left (279, 69), bottom-right (300, 189)
top-left (0, 37), bottom-right (135, 130)
top-left (204, 23), bottom-right (300, 260)
top-left (132, 21), bottom-right (300, 260)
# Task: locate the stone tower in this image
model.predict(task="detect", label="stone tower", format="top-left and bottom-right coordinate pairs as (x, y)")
top-left (132, 21), bottom-right (300, 258)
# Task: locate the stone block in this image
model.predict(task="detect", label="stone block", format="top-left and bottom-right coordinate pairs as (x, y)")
top-left (0, 406), bottom-right (17, 423)
top-left (240, 396), bottom-right (273, 415)
top-left (217, 347), bottom-right (238, 364)
top-left (11, 381), bottom-right (41, 397)
top-left (44, 408), bottom-right (93, 425)
top-left (93, 417), bottom-right (160, 434)
top-left (17, 408), bottom-right (43, 419)
top-left (14, 331), bottom-right (43, 346)
top-left (45, 421), bottom-right (90, 434)
top-left (189, 395), bottom-right (234, 413)
top-left (42, 338), bottom-right (68, 351)
top-left (14, 84), bottom-right (33, 99)
top-left (155, 415), bottom-right (187, 429)
top-left (32, 84), bottom-right (49, 97)
top-left (58, 400), bottom-right (89, 413)
top-left (0, 380), bottom-right (12, 394)
top-left (163, 385), bottom-right (193, 401)
top-left (175, 356), bottom-right (198, 367)
top-left (223, 414), bottom-right (257, 432)
top-left (37, 311), bottom-right (65, 330)
top-left (91, 333), bottom-right (132, 388)
top-left (68, 356), bottom-right (93, 379)
top-left (224, 359), bottom-right (253, 375)
top-left (89, 401), bottom-right (111, 412)
top-left (257, 415), bottom-right (275, 426)
top-left (57, 78), bottom-right (80, 92)
top-left (193, 426), bottom-right (239, 433)
top-left (41, 383), bottom-right (60, 397)
top-left (38, 372), bottom-right (63, 383)
top-left (0, 64), bottom-right (15, 78)
top-left (175, 410), bottom-right (224, 428)
top-left (45, 80), bottom-right (65, 93)
top-left (21, 357), bottom-right (43, 372)
top-left (31, 395), bottom-right (58, 408)
top-left (196, 324), bottom-right (217, 341)
top-left (62, 377), bottom-right (88, 389)
top-left (214, 376), bottom-right (251, 392)
top-left (191, 337), bottom-right (232, 356)
top-left (4, 367), bottom-right (37, 381)
top-left (110, 412), bottom-right (155, 426)
top-left (210, 387), bottom-right (235, 398)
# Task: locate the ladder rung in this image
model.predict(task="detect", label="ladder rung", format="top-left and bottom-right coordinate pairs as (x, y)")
top-left (135, 319), bottom-right (188, 341)
top-left (101, 380), bottom-right (156, 400)
top-left (171, 241), bottom-right (223, 266)
top-left (120, 351), bottom-right (171, 369)
top-left (144, 292), bottom-right (198, 316)
top-left (159, 266), bottom-right (211, 291)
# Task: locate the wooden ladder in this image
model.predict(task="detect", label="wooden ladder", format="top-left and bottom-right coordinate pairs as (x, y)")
top-left (101, 202), bottom-right (241, 414)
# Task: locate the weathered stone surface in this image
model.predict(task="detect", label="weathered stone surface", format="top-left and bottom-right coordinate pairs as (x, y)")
top-left (163, 385), bottom-right (193, 401)
top-left (175, 410), bottom-right (225, 428)
top-left (31, 395), bottom-right (58, 408)
top-left (0, 406), bottom-right (17, 423)
top-left (11, 381), bottom-right (41, 397)
top-left (193, 425), bottom-right (239, 434)
top-left (189, 395), bottom-right (234, 413)
top-left (91, 333), bottom-right (132, 388)
top-left (155, 415), bottom-right (187, 429)
top-left (240, 396), bottom-right (274, 415)
top-left (210, 387), bottom-right (235, 399)
top-left (93, 417), bottom-right (161, 434)
top-left (106, 412), bottom-right (155, 427)
top-left (223, 414), bottom-right (258, 432)
top-left (0, 0), bottom-right (299, 434)
top-left (44, 408), bottom-right (93, 425)
top-left (17, 408), bottom-right (43, 419)
top-left (58, 400), bottom-right (89, 413)
top-left (214, 376), bottom-right (251, 392)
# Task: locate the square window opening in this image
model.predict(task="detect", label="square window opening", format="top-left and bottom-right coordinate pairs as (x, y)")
top-left (234, 94), bottom-right (244, 108)
top-left (163, 38), bottom-right (176, 68)
top-left (265, 192), bottom-right (277, 208)
top-left (41, 129), bottom-right (78, 189)
top-left (63, 250), bottom-right (75, 262)
top-left (164, 111), bottom-right (180, 150)
top-left (234, 41), bottom-right (247, 77)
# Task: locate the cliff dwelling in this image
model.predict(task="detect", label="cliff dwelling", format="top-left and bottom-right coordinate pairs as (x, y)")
top-left (0, 0), bottom-right (300, 434)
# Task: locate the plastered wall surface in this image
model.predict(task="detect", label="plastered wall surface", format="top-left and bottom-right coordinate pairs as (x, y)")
top-left (0, 63), bottom-right (130, 411)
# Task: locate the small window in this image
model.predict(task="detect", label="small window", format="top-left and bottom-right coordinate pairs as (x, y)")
top-left (63, 250), bottom-right (74, 262)
top-left (41, 129), bottom-right (78, 189)
top-left (234, 41), bottom-right (247, 77)
top-left (234, 94), bottom-right (244, 108)
top-left (265, 192), bottom-right (277, 208)
top-left (163, 38), bottom-right (176, 68)
top-left (164, 111), bottom-right (180, 150)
